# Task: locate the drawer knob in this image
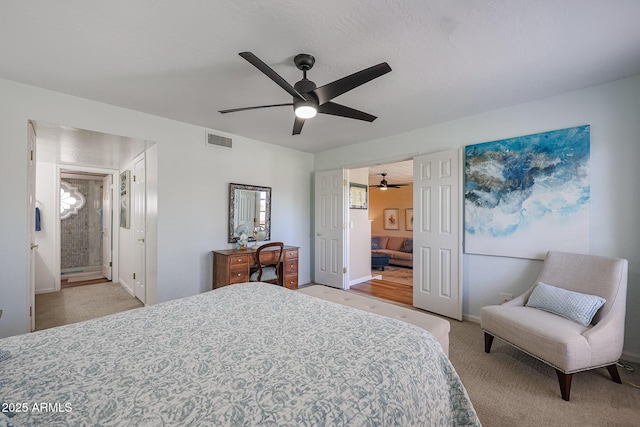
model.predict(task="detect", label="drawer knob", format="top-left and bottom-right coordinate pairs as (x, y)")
top-left (237, 273), bottom-right (242, 276)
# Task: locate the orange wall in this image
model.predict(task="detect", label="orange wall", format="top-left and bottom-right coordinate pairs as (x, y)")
top-left (369, 183), bottom-right (413, 238)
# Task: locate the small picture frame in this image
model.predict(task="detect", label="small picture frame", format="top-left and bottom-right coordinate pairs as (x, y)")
top-left (405, 208), bottom-right (414, 231)
top-left (383, 208), bottom-right (399, 230)
top-left (120, 170), bottom-right (130, 229)
top-left (349, 183), bottom-right (368, 209)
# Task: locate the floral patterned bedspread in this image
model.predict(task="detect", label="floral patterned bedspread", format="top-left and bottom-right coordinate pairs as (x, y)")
top-left (0, 283), bottom-right (480, 426)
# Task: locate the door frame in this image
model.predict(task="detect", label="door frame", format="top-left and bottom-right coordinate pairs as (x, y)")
top-left (342, 151), bottom-right (463, 319)
top-left (54, 165), bottom-right (120, 291)
top-left (133, 155), bottom-right (146, 303)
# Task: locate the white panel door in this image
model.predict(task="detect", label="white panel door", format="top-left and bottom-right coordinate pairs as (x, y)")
top-left (102, 175), bottom-right (113, 280)
top-left (314, 170), bottom-right (346, 289)
top-left (133, 158), bottom-right (146, 303)
top-left (28, 122), bottom-right (37, 331)
top-left (413, 149), bottom-right (463, 320)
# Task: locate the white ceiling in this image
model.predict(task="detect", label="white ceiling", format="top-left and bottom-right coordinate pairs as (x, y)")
top-left (368, 160), bottom-right (413, 187)
top-left (3, 1), bottom-right (640, 156)
top-left (34, 122), bottom-right (153, 170)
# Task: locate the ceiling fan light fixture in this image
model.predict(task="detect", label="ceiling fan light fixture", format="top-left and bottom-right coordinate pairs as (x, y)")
top-left (294, 101), bottom-right (317, 119)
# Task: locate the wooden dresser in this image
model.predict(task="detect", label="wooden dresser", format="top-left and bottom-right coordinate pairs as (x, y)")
top-left (213, 245), bottom-right (299, 290)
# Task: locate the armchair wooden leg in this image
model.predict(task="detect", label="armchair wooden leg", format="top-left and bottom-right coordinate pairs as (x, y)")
top-left (484, 333), bottom-right (494, 353)
top-left (606, 364), bottom-right (623, 384)
top-left (555, 370), bottom-right (573, 401)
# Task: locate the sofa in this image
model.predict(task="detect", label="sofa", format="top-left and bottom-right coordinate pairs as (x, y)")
top-left (371, 236), bottom-right (413, 268)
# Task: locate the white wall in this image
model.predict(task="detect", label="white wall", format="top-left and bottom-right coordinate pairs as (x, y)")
top-left (348, 167), bottom-right (371, 286)
top-left (315, 75), bottom-right (640, 360)
top-left (0, 77), bottom-right (314, 338)
top-left (119, 157), bottom-right (137, 296)
top-left (34, 162), bottom-right (57, 293)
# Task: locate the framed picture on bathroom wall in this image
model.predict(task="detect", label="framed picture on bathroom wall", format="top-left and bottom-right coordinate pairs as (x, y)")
top-left (383, 208), bottom-right (399, 230)
top-left (120, 170), bottom-right (130, 229)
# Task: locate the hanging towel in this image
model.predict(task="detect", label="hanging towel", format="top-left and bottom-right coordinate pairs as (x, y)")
top-left (35, 207), bottom-right (41, 231)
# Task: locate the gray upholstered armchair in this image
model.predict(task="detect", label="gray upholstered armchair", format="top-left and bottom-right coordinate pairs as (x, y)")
top-left (481, 251), bottom-right (628, 401)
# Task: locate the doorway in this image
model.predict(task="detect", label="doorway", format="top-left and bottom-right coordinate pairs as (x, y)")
top-left (59, 171), bottom-right (110, 288)
top-left (30, 121), bottom-right (156, 330)
top-left (348, 160), bottom-right (414, 305)
top-left (336, 149), bottom-right (463, 320)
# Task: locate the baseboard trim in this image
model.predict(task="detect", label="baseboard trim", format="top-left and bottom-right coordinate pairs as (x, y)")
top-left (35, 287), bottom-right (55, 295)
top-left (119, 279), bottom-right (134, 297)
top-left (348, 275), bottom-right (377, 287)
top-left (463, 314), bottom-right (481, 323)
top-left (621, 351), bottom-right (640, 365)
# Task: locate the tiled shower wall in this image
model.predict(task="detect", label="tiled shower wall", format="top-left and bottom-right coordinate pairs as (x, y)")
top-left (61, 179), bottom-right (103, 272)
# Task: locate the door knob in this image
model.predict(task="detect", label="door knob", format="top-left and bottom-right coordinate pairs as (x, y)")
top-left (138, 238), bottom-right (145, 242)
top-left (315, 232), bottom-right (321, 236)
top-left (30, 243), bottom-right (39, 250)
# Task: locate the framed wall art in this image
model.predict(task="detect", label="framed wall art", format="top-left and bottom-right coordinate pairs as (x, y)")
top-left (464, 125), bottom-right (590, 260)
top-left (120, 170), bottom-right (130, 229)
top-left (383, 208), bottom-right (399, 230)
top-left (405, 208), bottom-right (414, 231)
top-left (349, 183), bottom-right (368, 209)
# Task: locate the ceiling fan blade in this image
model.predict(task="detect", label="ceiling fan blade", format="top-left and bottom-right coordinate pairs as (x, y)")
top-left (318, 102), bottom-right (377, 122)
top-left (239, 52), bottom-right (308, 101)
top-left (219, 103), bottom-right (293, 114)
top-left (313, 62), bottom-right (392, 105)
top-left (292, 116), bottom-right (305, 135)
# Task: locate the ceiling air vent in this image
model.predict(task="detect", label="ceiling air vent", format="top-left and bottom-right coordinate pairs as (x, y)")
top-left (206, 131), bottom-right (232, 149)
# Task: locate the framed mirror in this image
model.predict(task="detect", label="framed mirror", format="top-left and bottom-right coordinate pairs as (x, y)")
top-left (228, 183), bottom-right (271, 243)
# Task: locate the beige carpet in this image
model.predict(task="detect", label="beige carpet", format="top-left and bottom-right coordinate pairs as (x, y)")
top-left (371, 265), bottom-right (413, 285)
top-left (35, 282), bottom-right (143, 330)
top-left (448, 320), bottom-right (640, 426)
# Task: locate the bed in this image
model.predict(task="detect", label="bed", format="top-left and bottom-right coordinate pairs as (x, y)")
top-left (0, 282), bottom-right (480, 426)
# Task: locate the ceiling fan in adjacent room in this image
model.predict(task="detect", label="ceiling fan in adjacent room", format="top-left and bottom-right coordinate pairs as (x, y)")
top-left (219, 52), bottom-right (392, 135)
top-left (374, 173), bottom-right (409, 190)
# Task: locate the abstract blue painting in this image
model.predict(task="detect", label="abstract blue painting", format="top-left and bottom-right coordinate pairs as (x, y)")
top-left (464, 125), bottom-right (590, 259)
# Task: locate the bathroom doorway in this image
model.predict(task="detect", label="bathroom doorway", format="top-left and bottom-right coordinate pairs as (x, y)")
top-left (59, 171), bottom-right (111, 288)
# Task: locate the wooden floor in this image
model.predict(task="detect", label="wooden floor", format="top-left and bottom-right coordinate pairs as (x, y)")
top-left (349, 279), bottom-right (413, 306)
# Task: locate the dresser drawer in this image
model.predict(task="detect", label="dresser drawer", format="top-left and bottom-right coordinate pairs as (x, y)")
top-left (283, 275), bottom-right (298, 290)
top-left (229, 265), bottom-right (249, 284)
top-left (228, 254), bottom-right (249, 267)
top-left (284, 249), bottom-right (298, 260)
top-left (284, 260), bottom-right (298, 274)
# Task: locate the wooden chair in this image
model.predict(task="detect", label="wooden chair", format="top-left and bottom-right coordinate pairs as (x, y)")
top-left (249, 242), bottom-right (284, 285)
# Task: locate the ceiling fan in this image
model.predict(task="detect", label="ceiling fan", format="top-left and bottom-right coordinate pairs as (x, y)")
top-left (374, 173), bottom-right (409, 190)
top-left (219, 52), bottom-right (392, 135)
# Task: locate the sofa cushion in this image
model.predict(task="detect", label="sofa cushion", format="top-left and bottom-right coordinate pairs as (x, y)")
top-left (386, 237), bottom-right (405, 251)
top-left (371, 237), bottom-right (380, 249)
top-left (377, 236), bottom-right (389, 249)
top-left (481, 305), bottom-right (591, 372)
top-left (392, 251), bottom-right (412, 261)
top-left (526, 282), bottom-right (606, 326)
top-left (401, 238), bottom-right (413, 253)
top-left (372, 249), bottom-right (394, 257)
